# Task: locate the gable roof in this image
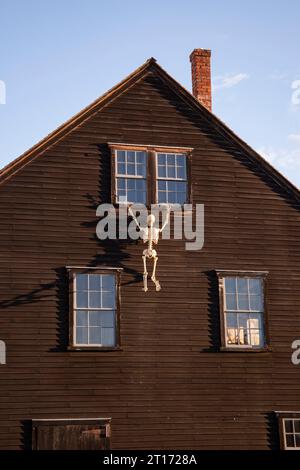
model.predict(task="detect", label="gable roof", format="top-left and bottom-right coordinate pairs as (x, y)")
top-left (1, 57), bottom-right (300, 203)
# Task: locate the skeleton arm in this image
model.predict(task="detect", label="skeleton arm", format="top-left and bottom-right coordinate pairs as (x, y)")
top-left (159, 204), bottom-right (171, 233)
top-left (128, 205), bottom-right (142, 230)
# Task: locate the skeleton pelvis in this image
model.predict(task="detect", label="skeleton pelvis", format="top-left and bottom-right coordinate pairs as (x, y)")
top-left (143, 248), bottom-right (157, 258)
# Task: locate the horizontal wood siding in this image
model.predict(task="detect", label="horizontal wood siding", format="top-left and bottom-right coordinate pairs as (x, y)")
top-left (0, 71), bottom-right (300, 449)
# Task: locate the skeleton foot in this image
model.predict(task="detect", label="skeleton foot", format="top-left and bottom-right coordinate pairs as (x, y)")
top-left (151, 275), bottom-right (161, 291)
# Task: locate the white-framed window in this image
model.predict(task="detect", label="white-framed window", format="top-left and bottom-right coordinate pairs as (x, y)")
top-left (74, 273), bottom-right (116, 347)
top-left (115, 149), bottom-right (147, 204)
top-left (283, 418), bottom-right (300, 449)
top-left (156, 153), bottom-right (187, 205)
top-left (223, 276), bottom-right (265, 348)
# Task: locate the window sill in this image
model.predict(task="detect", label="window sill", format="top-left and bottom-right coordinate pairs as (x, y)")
top-left (113, 204), bottom-right (190, 212)
top-left (220, 346), bottom-right (272, 353)
top-left (67, 346), bottom-right (122, 352)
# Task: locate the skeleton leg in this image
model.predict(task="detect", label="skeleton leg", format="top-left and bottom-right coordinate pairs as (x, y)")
top-left (142, 255), bottom-right (148, 292)
top-left (151, 256), bottom-right (161, 291)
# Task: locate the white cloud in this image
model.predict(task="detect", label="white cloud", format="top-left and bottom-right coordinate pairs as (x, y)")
top-left (213, 73), bottom-right (249, 91)
top-left (291, 80), bottom-right (300, 106)
top-left (268, 72), bottom-right (288, 81)
top-left (257, 140), bottom-right (300, 187)
top-left (288, 134), bottom-right (300, 143)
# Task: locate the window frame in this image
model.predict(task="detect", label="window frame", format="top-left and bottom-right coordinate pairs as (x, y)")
top-left (67, 266), bottom-right (122, 351)
top-left (276, 412), bottom-right (300, 450)
top-left (109, 143), bottom-right (193, 207)
top-left (216, 270), bottom-right (270, 352)
top-left (156, 152), bottom-right (189, 205)
top-left (114, 148), bottom-right (148, 205)
top-left (32, 418), bottom-right (111, 450)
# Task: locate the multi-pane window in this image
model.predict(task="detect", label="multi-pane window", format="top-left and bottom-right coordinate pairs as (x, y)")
top-left (73, 273), bottom-right (117, 347)
top-left (223, 276), bottom-right (265, 348)
top-left (111, 145), bottom-right (192, 205)
top-left (216, 272), bottom-right (268, 350)
top-left (115, 150), bottom-right (147, 204)
top-left (283, 418), bottom-right (300, 449)
top-left (157, 153), bottom-right (187, 204)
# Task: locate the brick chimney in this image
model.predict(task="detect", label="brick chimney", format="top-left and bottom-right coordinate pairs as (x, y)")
top-left (189, 49), bottom-right (212, 111)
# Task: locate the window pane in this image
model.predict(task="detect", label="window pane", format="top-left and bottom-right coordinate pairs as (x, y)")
top-left (117, 191), bottom-right (126, 202)
top-left (89, 291), bottom-right (101, 308)
top-left (102, 291), bottom-right (115, 309)
top-left (177, 166), bottom-right (186, 179)
top-left (158, 154), bottom-right (166, 165)
top-left (100, 311), bottom-right (115, 327)
top-left (136, 164), bottom-right (146, 177)
top-left (227, 328), bottom-right (239, 345)
top-left (76, 311), bottom-right (88, 327)
top-left (158, 166), bottom-right (166, 178)
top-left (250, 295), bottom-right (263, 311)
top-left (176, 154), bottom-right (186, 169)
top-left (89, 274), bottom-right (101, 291)
top-left (76, 274), bottom-right (88, 291)
top-left (117, 178), bottom-right (146, 204)
top-left (225, 277), bottom-right (236, 294)
top-left (238, 294), bottom-right (249, 310)
top-left (102, 275), bottom-right (115, 291)
top-left (127, 190), bottom-right (136, 202)
top-left (176, 181), bottom-right (186, 192)
top-left (76, 291), bottom-right (88, 308)
top-left (127, 151), bottom-right (135, 163)
top-left (168, 180), bottom-right (176, 191)
top-left (117, 162), bottom-right (126, 174)
top-left (248, 329), bottom-right (261, 346)
top-left (238, 313), bottom-right (249, 329)
top-left (136, 151), bottom-right (146, 164)
top-left (248, 313), bottom-right (261, 329)
top-left (294, 420), bottom-right (300, 433)
top-left (168, 192), bottom-right (176, 204)
top-left (226, 293), bottom-right (237, 310)
top-left (226, 312), bottom-right (238, 328)
top-left (167, 154), bottom-right (175, 166)
top-left (286, 433), bottom-right (295, 448)
top-left (158, 180), bottom-right (167, 191)
top-left (136, 179), bottom-right (145, 190)
top-left (76, 327), bottom-right (88, 345)
top-left (226, 313), bottom-right (238, 345)
top-left (167, 166), bottom-right (176, 178)
top-left (237, 314), bottom-right (248, 345)
top-left (101, 328), bottom-right (115, 346)
top-left (176, 191), bottom-right (187, 205)
top-left (127, 163), bottom-right (135, 175)
top-left (237, 278), bottom-right (248, 294)
top-left (89, 311), bottom-right (102, 327)
top-left (249, 278), bottom-right (262, 294)
top-left (116, 150), bottom-right (125, 162)
top-left (285, 420), bottom-right (294, 433)
top-left (127, 179), bottom-right (135, 189)
top-left (158, 191), bottom-right (167, 203)
top-left (295, 434), bottom-right (300, 448)
top-left (134, 192), bottom-right (145, 204)
top-left (117, 178), bottom-right (126, 190)
top-left (89, 327), bottom-right (102, 345)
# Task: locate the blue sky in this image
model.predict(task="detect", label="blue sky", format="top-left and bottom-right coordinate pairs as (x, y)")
top-left (1, 0), bottom-right (300, 186)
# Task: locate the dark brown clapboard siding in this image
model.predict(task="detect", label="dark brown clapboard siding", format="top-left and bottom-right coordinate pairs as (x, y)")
top-left (0, 70), bottom-right (300, 449)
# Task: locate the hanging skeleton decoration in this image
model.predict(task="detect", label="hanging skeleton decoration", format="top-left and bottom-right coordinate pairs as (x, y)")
top-left (129, 205), bottom-right (170, 292)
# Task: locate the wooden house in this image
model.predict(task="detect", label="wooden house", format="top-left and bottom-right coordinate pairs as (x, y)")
top-left (1, 49), bottom-right (300, 450)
